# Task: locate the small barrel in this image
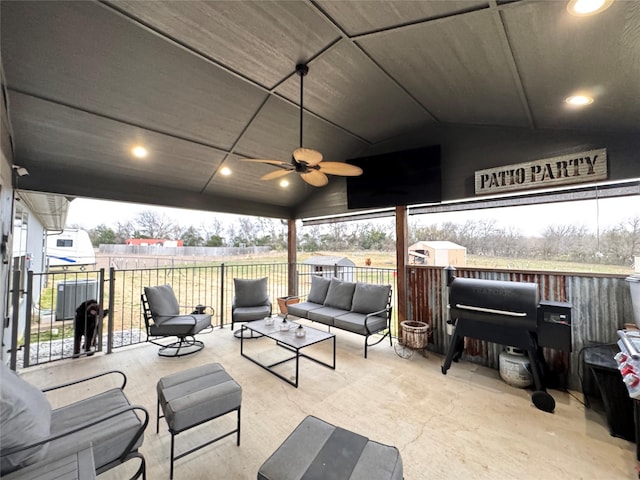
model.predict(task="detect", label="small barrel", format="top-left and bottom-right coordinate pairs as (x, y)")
top-left (401, 321), bottom-right (429, 349)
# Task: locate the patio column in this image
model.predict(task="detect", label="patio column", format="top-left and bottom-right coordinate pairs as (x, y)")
top-left (287, 218), bottom-right (297, 296)
top-left (395, 206), bottom-right (408, 333)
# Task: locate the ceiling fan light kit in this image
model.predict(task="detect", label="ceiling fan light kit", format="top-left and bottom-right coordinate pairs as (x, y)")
top-left (243, 63), bottom-right (362, 187)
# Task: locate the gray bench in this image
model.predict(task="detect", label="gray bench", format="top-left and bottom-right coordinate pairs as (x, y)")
top-left (156, 363), bottom-right (242, 479)
top-left (286, 276), bottom-right (393, 358)
top-left (258, 415), bottom-right (403, 480)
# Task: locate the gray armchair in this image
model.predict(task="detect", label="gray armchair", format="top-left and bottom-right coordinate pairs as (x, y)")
top-left (141, 284), bottom-right (212, 357)
top-left (231, 277), bottom-right (272, 336)
top-left (0, 364), bottom-right (148, 479)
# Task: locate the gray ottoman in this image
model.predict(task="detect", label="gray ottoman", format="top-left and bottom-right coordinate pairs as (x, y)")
top-left (258, 416), bottom-right (403, 480)
top-left (157, 363), bottom-right (242, 479)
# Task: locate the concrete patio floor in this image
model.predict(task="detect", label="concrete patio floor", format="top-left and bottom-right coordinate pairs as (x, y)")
top-left (17, 323), bottom-right (635, 479)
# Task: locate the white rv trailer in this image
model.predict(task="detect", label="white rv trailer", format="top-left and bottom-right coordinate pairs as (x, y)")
top-left (46, 229), bottom-right (96, 269)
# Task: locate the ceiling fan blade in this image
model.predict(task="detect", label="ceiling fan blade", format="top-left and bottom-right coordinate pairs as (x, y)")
top-left (261, 169), bottom-right (294, 181)
top-left (293, 147), bottom-right (323, 166)
top-left (317, 162), bottom-right (363, 176)
top-left (301, 170), bottom-right (329, 187)
top-left (241, 159), bottom-right (292, 168)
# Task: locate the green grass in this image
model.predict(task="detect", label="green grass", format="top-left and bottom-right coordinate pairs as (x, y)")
top-left (466, 254), bottom-right (633, 275)
top-left (21, 325), bottom-right (75, 347)
top-left (218, 250), bottom-right (633, 275)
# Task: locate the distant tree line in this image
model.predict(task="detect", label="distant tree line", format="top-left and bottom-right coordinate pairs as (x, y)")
top-left (85, 211), bottom-right (287, 249)
top-left (410, 216), bottom-right (640, 267)
top-left (82, 210), bottom-right (640, 267)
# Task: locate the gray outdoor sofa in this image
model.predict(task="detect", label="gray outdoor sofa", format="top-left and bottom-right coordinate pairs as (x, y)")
top-left (285, 276), bottom-right (393, 358)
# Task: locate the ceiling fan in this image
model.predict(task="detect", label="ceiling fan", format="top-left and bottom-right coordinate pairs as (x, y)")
top-left (243, 63), bottom-right (363, 187)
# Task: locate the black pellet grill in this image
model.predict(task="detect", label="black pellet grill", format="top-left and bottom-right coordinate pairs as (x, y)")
top-left (441, 277), bottom-right (571, 413)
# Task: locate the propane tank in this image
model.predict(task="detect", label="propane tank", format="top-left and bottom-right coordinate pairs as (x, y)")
top-left (499, 346), bottom-right (533, 388)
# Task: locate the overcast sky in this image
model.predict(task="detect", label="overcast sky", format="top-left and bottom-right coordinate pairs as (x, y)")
top-left (65, 194), bottom-right (639, 238)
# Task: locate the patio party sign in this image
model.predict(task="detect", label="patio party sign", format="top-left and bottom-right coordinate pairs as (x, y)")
top-left (475, 148), bottom-right (607, 195)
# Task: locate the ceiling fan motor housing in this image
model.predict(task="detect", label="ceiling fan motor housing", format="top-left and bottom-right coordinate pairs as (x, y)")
top-left (243, 62), bottom-right (362, 188)
top-left (296, 63), bottom-right (309, 77)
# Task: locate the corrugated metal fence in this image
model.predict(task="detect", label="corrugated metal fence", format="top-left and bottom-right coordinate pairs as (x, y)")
top-left (408, 266), bottom-right (634, 390)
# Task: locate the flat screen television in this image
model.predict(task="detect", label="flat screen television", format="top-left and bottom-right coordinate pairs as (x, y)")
top-left (346, 145), bottom-right (441, 209)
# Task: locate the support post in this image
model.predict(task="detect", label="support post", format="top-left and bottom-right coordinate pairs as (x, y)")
top-left (9, 269), bottom-right (20, 370)
top-left (107, 267), bottom-right (115, 354)
top-left (24, 271), bottom-right (33, 368)
top-left (287, 218), bottom-right (297, 296)
top-left (220, 263), bottom-right (225, 328)
top-left (395, 206), bottom-right (408, 338)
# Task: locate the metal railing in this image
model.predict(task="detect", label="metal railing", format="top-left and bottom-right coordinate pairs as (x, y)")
top-left (15, 260), bottom-right (633, 391)
top-left (13, 262), bottom-right (397, 368)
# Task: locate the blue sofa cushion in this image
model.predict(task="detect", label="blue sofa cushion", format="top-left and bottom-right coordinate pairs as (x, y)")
top-left (307, 276), bottom-right (331, 304)
top-left (323, 278), bottom-right (356, 311)
top-left (351, 283), bottom-right (391, 315)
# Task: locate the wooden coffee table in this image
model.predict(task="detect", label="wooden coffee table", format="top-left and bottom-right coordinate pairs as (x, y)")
top-left (240, 318), bottom-right (335, 387)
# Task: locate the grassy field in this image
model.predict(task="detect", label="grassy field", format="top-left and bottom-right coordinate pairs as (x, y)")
top-left (152, 250), bottom-right (635, 275)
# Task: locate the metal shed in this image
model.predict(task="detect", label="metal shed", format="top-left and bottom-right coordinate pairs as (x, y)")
top-left (409, 241), bottom-right (467, 267)
top-left (303, 256), bottom-right (356, 282)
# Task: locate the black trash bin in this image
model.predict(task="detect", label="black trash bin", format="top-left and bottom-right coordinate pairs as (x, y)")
top-left (584, 344), bottom-right (635, 442)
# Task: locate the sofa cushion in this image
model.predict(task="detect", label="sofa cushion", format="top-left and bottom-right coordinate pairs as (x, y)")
top-left (286, 302), bottom-right (323, 318)
top-left (234, 277), bottom-right (269, 308)
top-left (149, 313), bottom-right (212, 336)
top-left (48, 388), bottom-right (143, 471)
top-left (307, 276), bottom-right (331, 304)
top-left (258, 415), bottom-right (403, 480)
top-left (351, 283), bottom-right (391, 315)
top-left (232, 305), bottom-right (271, 323)
top-left (307, 306), bottom-right (351, 326)
top-left (0, 363), bottom-right (52, 475)
top-left (145, 284), bottom-right (180, 317)
top-left (323, 278), bottom-right (356, 311)
top-left (334, 312), bottom-right (388, 336)
top-left (157, 363), bottom-right (242, 433)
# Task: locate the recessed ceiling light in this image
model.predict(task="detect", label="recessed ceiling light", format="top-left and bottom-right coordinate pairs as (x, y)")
top-left (131, 146), bottom-right (148, 158)
top-left (567, 0), bottom-right (614, 16)
top-left (220, 166), bottom-right (231, 176)
top-left (565, 95), bottom-right (594, 106)
top-left (279, 179), bottom-right (289, 188)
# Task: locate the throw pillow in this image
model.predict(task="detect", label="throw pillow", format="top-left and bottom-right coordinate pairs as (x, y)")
top-left (351, 283), bottom-right (391, 314)
top-left (234, 277), bottom-right (269, 308)
top-left (323, 277), bottom-right (356, 311)
top-left (306, 275), bottom-right (331, 304)
top-left (145, 284), bottom-right (180, 317)
top-left (0, 363), bottom-right (52, 475)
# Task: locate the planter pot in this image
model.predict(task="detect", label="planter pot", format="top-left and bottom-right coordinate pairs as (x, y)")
top-left (401, 321), bottom-right (429, 349)
top-left (277, 296), bottom-right (300, 315)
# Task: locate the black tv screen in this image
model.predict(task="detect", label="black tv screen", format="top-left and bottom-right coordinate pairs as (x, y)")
top-left (346, 145), bottom-right (441, 209)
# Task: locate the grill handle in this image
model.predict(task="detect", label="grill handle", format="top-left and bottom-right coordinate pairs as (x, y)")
top-left (455, 304), bottom-right (527, 317)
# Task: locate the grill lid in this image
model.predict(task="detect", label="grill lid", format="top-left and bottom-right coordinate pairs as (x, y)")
top-left (449, 277), bottom-right (539, 328)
